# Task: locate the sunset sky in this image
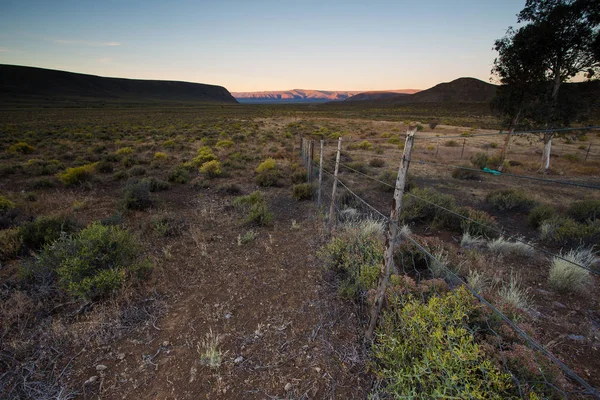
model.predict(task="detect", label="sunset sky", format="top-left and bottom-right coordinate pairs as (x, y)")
top-left (0, 0), bottom-right (526, 92)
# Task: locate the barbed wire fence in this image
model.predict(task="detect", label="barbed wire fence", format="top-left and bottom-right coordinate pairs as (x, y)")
top-left (299, 126), bottom-right (600, 399)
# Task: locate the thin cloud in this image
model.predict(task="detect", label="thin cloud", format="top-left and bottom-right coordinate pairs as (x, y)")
top-left (0, 47), bottom-right (8, 52)
top-left (53, 39), bottom-right (121, 47)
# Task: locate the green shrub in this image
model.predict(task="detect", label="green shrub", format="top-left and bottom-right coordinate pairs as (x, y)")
top-left (57, 163), bottom-right (96, 186)
top-left (116, 147), bottom-right (134, 155)
top-left (19, 215), bottom-right (77, 252)
top-left (255, 158), bottom-right (280, 187)
top-left (318, 220), bottom-right (384, 298)
top-left (0, 228), bottom-right (21, 261)
top-left (216, 139), bottom-right (234, 148)
top-left (562, 153), bottom-right (580, 162)
top-left (490, 142), bottom-right (499, 149)
top-left (346, 161), bottom-right (368, 173)
top-left (143, 177), bottom-right (170, 192)
top-left (486, 189), bottom-right (536, 212)
top-left (24, 158), bottom-right (62, 175)
top-left (233, 191), bottom-right (273, 226)
top-left (154, 152), bottom-right (167, 161)
top-left (30, 223), bottom-right (152, 299)
top-left (401, 188), bottom-right (458, 229)
top-left (291, 167), bottom-right (307, 184)
top-left (445, 140), bottom-right (459, 147)
top-left (415, 124), bottom-right (424, 131)
top-left (376, 170), bottom-right (396, 192)
top-left (539, 217), bottom-right (600, 247)
top-left (199, 160), bottom-right (222, 178)
top-left (470, 152), bottom-right (489, 169)
top-left (292, 183), bottom-right (313, 200)
top-left (217, 183), bottom-right (241, 195)
top-left (187, 146), bottom-right (217, 168)
top-left (428, 120), bottom-right (439, 130)
top-left (95, 160), bottom-right (114, 173)
top-left (128, 165), bottom-right (146, 176)
top-left (348, 140), bottom-right (374, 150)
top-left (256, 158), bottom-right (277, 173)
top-left (168, 165), bottom-right (190, 184)
top-left (0, 195), bottom-right (16, 212)
top-left (459, 207), bottom-right (497, 238)
top-left (31, 177), bottom-right (57, 189)
top-left (373, 286), bottom-right (514, 399)
top-left (369, 158), bottom-right (385, 168)
top-left (122, 181), bottom-right (153, 210)
top-left (528, 204), bottom-right (557, 228)
top-left (9, 142), bottom-right (35, 154)
top-left (451, 165), bottom-right (480, 180)
top-left (163, 139), bottom-right (176, 148)
top-left (567, 200), bottom-right (600, 223)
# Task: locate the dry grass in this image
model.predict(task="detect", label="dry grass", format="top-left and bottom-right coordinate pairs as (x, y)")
top-left (498, 274), bottom-right (530, 310)
top-left (549, 247), bottom-right (595, 293)
top-left (487, 237), bottom-right (534, 257)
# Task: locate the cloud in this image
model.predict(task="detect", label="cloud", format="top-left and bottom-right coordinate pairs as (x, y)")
top-left (0, 47), bottom-right (8, 52)
top-left (53, 39), bottom-right (121, 47)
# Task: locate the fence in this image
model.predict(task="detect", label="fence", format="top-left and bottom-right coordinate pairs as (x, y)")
top-left (300, 126), bottom-right (600, 399)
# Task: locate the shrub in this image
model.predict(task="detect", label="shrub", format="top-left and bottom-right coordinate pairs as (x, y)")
top-left (9, 142), bottom-right (35, 154)
top-left (95, 160), bottom-right (114, 173)
top-left (486, 189), bottom-right (536, 212)
top-left (318, 220), bottom-right (384, 298)
top-left (428, 120), bottom-right (439, 130)
top-left (154, 152), bottom-right (167, 161)
top-left (31, 177), bottom-right (57, 189)
top-left (163, 139), bottom-right (176, 148)
top-left (369, 158), bottom-right (385, 168)
top-left (24, 158), bottom-right (62, 175)
top-left (401, 188), bottom-right (458, 229)
top-left (116, 147), bottom-right (134, 155)
top-left (128, 165), bottom-right (146, 176)
top-left (199, 160), bottom-right (222, 178)
top-left (528, 204), bottom-right (557, 228)
top-left (567, 199), bottom-right (600, 223)
top-left (470, 152), bottom-right (489, 169)
top-left (346, 161), bottom-right (368, 173)
top-left (143, 177), bottom-right (170, 192)
top-left (189, 146), bottom-right (217, 167)
top-left (451, 165), bottom-right (480, 180)
top-left (291, 167), bottom-right (307, 184)
top-left (498, 274), bottom-right (531, 310)
top-left (233, 191), bottom-right (273, 226)
top-left (487, 237), bottom-right (534, 257)
top-left (216, 139), bottom-right (234, 148)
top-left (0, 228), bottom-right (21, 261)
top-left (255, 158), bottom-right (277, 173)
top-left (255, 158), bottom-right (280, 187)
top-left (445, 140), bottom-right (459, 147)
top-left (562, 153), bottom-right (580, 162)
top-left (292, 183), bottom-right (313, 200)
top-left (549, 248), bottom-right (595, 293)
top-left (376, 170), bottom-right (396, 192)
top-left (373, 287), bottom-right (514, 399)
top-left (459, 207), bottom-right (497, 238)
top-left (30, 223), bottom-right (152, 299)
top-left (539, 217), bottom-right (600, 246)
top-left (19, 215), bottom-right (78, 252)
top-left (217, 183), bottom-right (242, 195)
top-left (56, 163), bottom-right (96, 186)
top-left (168, 165), bottom-right (190, 184)
top-left (415, 124), bottom-right (424, 131)
top-left (122, 181), bottom-right (153, 210)
top-left (0, 195), bottom-right (16, 212)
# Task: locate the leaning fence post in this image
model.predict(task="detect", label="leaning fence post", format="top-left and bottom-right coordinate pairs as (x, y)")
top-left (365, 128), bottom-right (416, 342)
top-left (328, 137), bottom-right (342, 234)
top-left (460, 138), bottom-right (466, 159)
top-left (585, 143), bottom-right (592, 161)
top-left (318, 140), bottom-right (324, 208)
top-left (300, 137), bottom-right (305, 165)
top-left (309, 140), bottom-right (315, 183)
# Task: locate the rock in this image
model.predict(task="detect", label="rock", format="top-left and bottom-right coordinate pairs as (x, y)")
top-left (84, 376), bottom-right (98, 385)
top-left (117, 353), bottom-right (126, 361)
top-left (568, 334), bottom-right (585, 342)
top-left (96, 364), bottom-right (107, 372)
top-left (284, 382), bottom-right (293, 392)
top-left (225, 313), bottom-right (232, 319)
top-left (162, 341), bottom-right (170, 347)
top-left (234, 356), bottom-right (244, 364)
top-left (552, 301), bottom-right (567, 309)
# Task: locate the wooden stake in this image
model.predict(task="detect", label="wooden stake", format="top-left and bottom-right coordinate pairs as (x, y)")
top-left (328, 137), bottom-right (342, 234)
top-left (318, 140), bottom-right (324, 208)
top-left (365, 128), bottom-right (416, 342)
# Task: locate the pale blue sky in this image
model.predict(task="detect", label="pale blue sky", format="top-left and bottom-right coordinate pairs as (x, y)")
top-left (0, 0), bottom-right (525, 91)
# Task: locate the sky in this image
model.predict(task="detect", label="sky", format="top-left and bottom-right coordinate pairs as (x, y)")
top-left (0, 0), bottom-right (527, 92)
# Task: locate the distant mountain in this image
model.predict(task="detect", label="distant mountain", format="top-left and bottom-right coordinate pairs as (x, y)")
top-left (0, 64), bottom-right (238, 104)
top-left (232, 89), bottom-right (420, 103)
top-left (344, 91), bottom-right (418, 102)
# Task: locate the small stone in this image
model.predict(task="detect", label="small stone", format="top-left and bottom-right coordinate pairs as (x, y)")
top-left (552, 301), bottom-right (567, 309)
top-left (568, 334), bottom-right (585, 342)
top-left (314, 367), bottom-right (321, 373)
top-left (84, 376), bottom-right (98, 385)
top-left (96, 364), bottom-right (107, 372)
top-left (225, 313), bottom-right (232, 319)
top-left (234, 356), bottom-right (244, 364)
top-left (117, 353), bottom-right (126, 360)
top-left (284, 382), bottom-right (293, 392)
top-left (162, 341), bottom-right (170, 347)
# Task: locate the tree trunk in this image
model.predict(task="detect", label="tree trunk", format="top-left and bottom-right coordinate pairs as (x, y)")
top-left (540, 133), bottom-right (553, 172)
top-left (498, 111), bottom-right (521, 172)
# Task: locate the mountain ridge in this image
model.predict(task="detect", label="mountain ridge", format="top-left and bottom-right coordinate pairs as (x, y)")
top-left (232, 88), bottom-right (420, 103)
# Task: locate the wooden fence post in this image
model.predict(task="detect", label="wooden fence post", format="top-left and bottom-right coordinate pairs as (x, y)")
top-left (328, 137), bottom-right (342, 234)
top-left (460, 138), bottom-right (466, 159)
top-left (365, 128), bottom-right (416, 342)
top-left (306, 140), bottom-right (312, 182)
top-left (318, 140), bottom-right (324, 208)
top-left (585, 143), bottom-right (592, 161)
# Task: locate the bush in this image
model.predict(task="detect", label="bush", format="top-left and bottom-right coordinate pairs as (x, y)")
top-left (9, 142), bottom-right (35, 154)
top-left (539, 217), bottom-right (600, 246)
top-left (428, 120), bottom-right (439, 130)
top-left (562, 153), bottom-right (580, 162)
top-left (318, 220), bottom-right (384, 298)
top-left (187, 146), bottom-right (217, 167)
top-left (459, 207), bottom-right (497, 238)
top-left (233, 191), bottom-right (273, 226)
top-left (373, 287), bottom-right (514, 399)
top-left (401, 188), bottom-right (458, 229)
top-left (122, 181), bottom-right (153, 210)
top-left (292, 183), bottom-right (313, 200)
top-left (346, 161), bottom-right (368, 173)
top-left (470, 152), bottom-right (489, 169)
top-left (291, 167), bottom-right (307, 184)
top-left (0, 228), bottom-right (21, 261)
top-left (255, 158), bottom-right (277, 173)
top-left (567, 200), bottom-right (600, 223)
top-left (19, 215), bottom-right (77, 252)
top-left (255, 158), bottom-right (280, 187)
top-left (415, 124), bottom-right (424, 131)
top-left (95, 160), bottom-right (114, 173)
top-left (31, 177), bottom-right (57, 189)
top-left (116, 147), bottom-right (134, 155)
top-left (128, 165), bottom-right (146, 176)
top-left (369, 158), bottom-right (385, 168)
top-left (217, 183), bottom-right (241, 195)
top-left (486, 189), bottom-right (536, 212)
top-left (199, 160), bottom-right (222, 178)
top-left (490, 142), bottom-right (499, 149)
top-left (216, 139), bottom-right (234, 148)
top-left (168, 165), bottom-right (190, 184)
top-left (445, 140), bottom-right (459, 147)
top-left (24, 158), bottom-right (62, 175)
top-left (143, 177), bottom-right (170, 192)
top-left (451, 165), bottom-right (480, 180)
top-left (57, 163), bottom-right (96, 186)
top-left (28, 223), bottom-right (152, 299)
top-left (549, 248), bottom-right (595, 293)
top-left (154, 152), bottom-right (167, 161)
top-left (528, 204), bottom-right (557, 228)
top-left (0, 195), bottom-right (16, 212)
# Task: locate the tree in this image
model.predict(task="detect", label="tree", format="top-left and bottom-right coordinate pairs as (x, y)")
top-left (492, 0), bottom-right (599, 172)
